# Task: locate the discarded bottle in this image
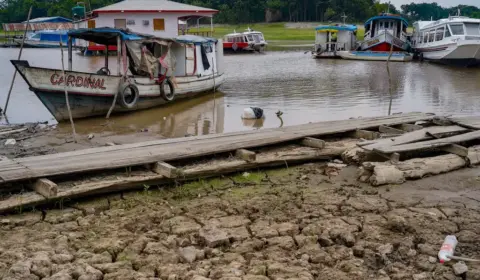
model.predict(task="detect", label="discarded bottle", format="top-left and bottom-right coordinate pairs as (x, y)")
top-left (438, 235), bottom-right (458, 263)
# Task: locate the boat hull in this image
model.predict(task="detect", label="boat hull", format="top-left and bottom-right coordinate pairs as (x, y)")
top-left (12, 60), bottom-right (225, 121)
top-left (415, 40), bottom-right (480, 67)
top-left (14, 39), bottom-right (67, 48)
top-left (338, 51), bottom-right (413, 62)
top-left (361, 32), bottom-right (408, 52)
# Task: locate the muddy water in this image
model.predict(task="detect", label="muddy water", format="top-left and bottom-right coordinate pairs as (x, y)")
top-left (0, 48), bottom-right (480, 138)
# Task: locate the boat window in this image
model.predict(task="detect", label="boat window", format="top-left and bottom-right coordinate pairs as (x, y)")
top-left (31, 33), bottom-right (41, 39)
top-left (244, 36), bottom-right (248, 42)
top-left (203, 44), bottom-right (213, 53)
top-left (419, 32), bottom-right (423, 43)
top-left (465, 23), bottom-right (480, 35)
top-left (428, 31), bottom-right (435, 42)
top-left (423, 32), bottom-right (428, 43)
top-left (435, 27), bottom-right (444, 41)
top-left (247, 35), bottom-right (253, 41)
top-left (445, 27), bottom-right (451, 37)
top-left (380, 22), bottom-right (384, 28)
top-left (449, 24), bottom-right (464, 35)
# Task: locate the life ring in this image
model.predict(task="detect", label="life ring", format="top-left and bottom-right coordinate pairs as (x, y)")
top-left (160, 78), bottom-right (175, 102)
top-left (232, 42), bottom-right (238, 51)
top-left (117, 82), bottom-right (139, 109)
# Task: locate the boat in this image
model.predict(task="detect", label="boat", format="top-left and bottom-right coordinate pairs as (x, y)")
top-left (412, 15), bottom-right (480, 67)
top-left (15, 30), bottom-right (72, 48)
top-left (360, 13), bottom-right (410, 52)
top-left (312, 24), bottom-right (358, 58)
top-left (11, 28), bottom-right (225, 122)
top-left (223, 28), bottom-right (267, 52)
top-left (337, 51), bottom-right (413, 62)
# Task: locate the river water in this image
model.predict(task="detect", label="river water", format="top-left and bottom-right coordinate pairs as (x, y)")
top-left (0, 48), bottom-right (479, 138)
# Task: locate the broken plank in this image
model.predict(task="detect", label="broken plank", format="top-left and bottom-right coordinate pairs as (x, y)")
top-left (448, 116), bottom-right (480, 130)
top-left (235, 149), bottom-right (256, 162)
top-left (358, 126), bottom-right (469, 151)
top-left (441, 144), bottom-right (468, 157)
top-left (374, 130), bottom-right (480, 154)
top-left (152, 162), bottom-right (181, 178)
top-left (399, 123), bottom-right (423, 132)
top-left (300, 137), bottom-right (326, 149)
top-left (351, 130), bottom-right (381, 140)
top-left (379, 125), bottom-right (405, 135)
top-left (31, 178), bottom-right (57, 198)
top-left (0, 128), bottom-right (27, 137)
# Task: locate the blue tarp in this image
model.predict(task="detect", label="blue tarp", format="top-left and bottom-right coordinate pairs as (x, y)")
top-left (39, 32), bottom-right (69, 43)
top-left (365, 15), bottom-right (409, 27)
top-left (175, 35), bottom-right (218, 45)
top-left (67, 28), bottom-right (146, 45)
top-left (315, 25), bottom-right (357, 32)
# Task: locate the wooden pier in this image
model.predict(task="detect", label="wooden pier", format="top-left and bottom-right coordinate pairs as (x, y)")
top-left (3, 112), bottom-right (480, 214)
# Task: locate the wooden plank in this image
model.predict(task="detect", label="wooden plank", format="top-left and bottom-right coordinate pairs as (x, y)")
top-left (0, 113), bottom-right (435, 184)
top-left (379, 125), bottom-right (405, 135)
top-left (374, 130), bottom-right (480, 154)
top-left (0, 127), bottom-right (27, 137)
top-left (351, 130), bottom-right (381, 140)
top-left (441, 144), bottom-right (468, 157)
top-left (359, 126), bottom-right (469, 151)
top-left (448, 116), bottom-right (480, 130)
top-left (235, 149), bottom-right (256, 162)
top-left (31, 178), bottom-right (57, 198)
top-left (0, 140), bottom-right (357, 213)
top-left (399, 123), bottom-right (423, 132)
top-left (300, 137), bottom-right (326, 149)
top-left (152, 162), bottom-right (181, 178)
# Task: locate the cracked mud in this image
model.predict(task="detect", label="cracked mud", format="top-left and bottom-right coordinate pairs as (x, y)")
top-left (1, 163), bottom-right (480, 280)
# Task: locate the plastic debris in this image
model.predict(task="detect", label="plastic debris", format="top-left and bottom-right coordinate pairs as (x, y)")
top-left (4, 139), bottom-right (16, 146)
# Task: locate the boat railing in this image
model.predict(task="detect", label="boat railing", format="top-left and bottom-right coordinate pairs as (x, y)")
top-left (315, 42), bottom-right (347, 52)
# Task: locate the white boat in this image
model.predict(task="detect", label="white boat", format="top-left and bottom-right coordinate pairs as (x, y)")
top-left (11, 28), bottom-right (225, 122)
top-left (412, 15), bottom-right (480, 67)
top-left (14, 30), bottom-right (72, 48)
top-left (223, 28), bottom-right (267, 52)
top-left (361, 13), bottom-right (410, 52)
top-left (337, 51), bottom-right (413, 62)
top-left (312, 24), bottom-right (357, 58)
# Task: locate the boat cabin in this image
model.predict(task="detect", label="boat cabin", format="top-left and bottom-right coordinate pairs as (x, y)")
top-left (362, 13), bottom-right (409, 51)
top-left (412, 16), bottom-right (480, 47)
top-left (313, 25), bottom-right (357, 58)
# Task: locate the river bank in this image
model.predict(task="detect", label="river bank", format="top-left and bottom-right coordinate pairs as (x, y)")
top-left (1, 163), bottom-right (479, 280)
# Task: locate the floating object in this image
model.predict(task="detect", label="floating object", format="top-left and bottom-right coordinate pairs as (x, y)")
top-left (241, 107), bottom-right (264, 119)
top-left (87, 134), bottom-right (94, 140)
top-left (337, 51), bottom-right (413, 62)
top-left (276, 110), bottom-right (283, 117)
top-left (438, 235), bottom-right (457, 263)
top-left (4, 139), bottom-right (16, 146)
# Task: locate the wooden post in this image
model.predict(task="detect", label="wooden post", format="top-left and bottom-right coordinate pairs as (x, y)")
top-left (105, 44), bottom-right (109, 70)
top-left (152, 162), bottom-right (181, 178)
top-left (235, 149), bottom-right (256, 162)
top-left (68, 37), bottom-right (73, 71)
top-left (117, 35), bottom-right (121, 75)
top-left (60, 40), bottom-right (77, 143)
top-left (300, 137), bottom-right (326, 149)
top-left (31, 178), bottom-right (58, 198)
top-left (3, 6), bottom-right (32, 114)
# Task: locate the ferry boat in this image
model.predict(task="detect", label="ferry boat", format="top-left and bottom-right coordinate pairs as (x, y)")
top-left (312, 24), bottom-right (357, 58)
top-left (15, 30), bottom-right (72, 48)
top-left (412, 15), bottom-right (480, 67)
top-left (223, 28), bottom-right (267, 52)
top-left (11, 28), bottom-right (225, 121)
top-left (360, 13), bottom-right (410, 52)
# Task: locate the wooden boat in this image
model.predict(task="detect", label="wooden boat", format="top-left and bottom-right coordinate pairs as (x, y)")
top-left (360, 13), bottom-right (410, 52)
top-left (412, 15), bottom-right (480, 67)
top-left (312, 24), bottom-right (358, 58)
top-left (11, 28), bottom-right (225, 122)
top-left (223, 28), bottom-right (267, 52)
top-left (337, 51), bottom-right (413, 62)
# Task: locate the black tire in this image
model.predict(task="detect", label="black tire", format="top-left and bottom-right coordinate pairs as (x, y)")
top-left (117, 83), bottom-right (139, 109)
top-left (160, 78), bottom-right (175, 102)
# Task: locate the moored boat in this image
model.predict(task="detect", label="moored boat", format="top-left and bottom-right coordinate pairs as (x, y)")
top-left (15, 30), bottom-right (72, 48)
top-left (223, 28), bottom-right (267, 52)
top-left (412, 15), bottom-right (480, 67)
top-left (312, 24), bottom-right (357, 58)
top-left (12, 28), bottom-right (225, 122)
top-left (337, 50), bottom-right (413, 62)
top-left (360, 13), bottom-right (410, 52)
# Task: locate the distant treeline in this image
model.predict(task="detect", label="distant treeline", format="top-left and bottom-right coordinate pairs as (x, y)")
top-left (0, 0), bottom-right (479, 25)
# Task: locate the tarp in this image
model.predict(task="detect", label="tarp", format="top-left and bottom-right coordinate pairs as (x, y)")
top-left (315, 25), bottom-right (357, 32)
top-left (2, 22), bottom-right (73, 31)
top-left (175, 34), bottom-right (217, 45)
top-left (68, 28), bottom-right (146, 45)
top-left (125, 38), bottom-right (176, 79)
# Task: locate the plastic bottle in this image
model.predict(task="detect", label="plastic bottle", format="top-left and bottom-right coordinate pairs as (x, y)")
top-left (438, 235), bottom-right (458, 263)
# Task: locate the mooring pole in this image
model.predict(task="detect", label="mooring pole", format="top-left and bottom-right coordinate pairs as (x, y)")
top-left (68, 36), bottom-right (73, 71)
top-left (3, 6), bottom-right (32, 115)
top-left (60, 40), bottom-right (77, 143)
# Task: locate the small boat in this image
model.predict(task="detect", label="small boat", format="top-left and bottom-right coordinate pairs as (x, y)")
top-left (11, 28), bottom-right (225, 122)
top-left (312, 24), bottom-right (358, 58)
top-left (412, 14), bottom-right (480, 67)
top-left (223, 28), bottom-right (267, 52)
top-left (15, 30), bottom-right (72, 48)
top-left (360, 13), bottom-right (410, 52)
top-left (337, 51), bottom-right (413, 62)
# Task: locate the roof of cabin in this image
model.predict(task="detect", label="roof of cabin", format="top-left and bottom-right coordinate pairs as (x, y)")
top-left (315, 25), bottom-right (357, 32)
top-left (93, 0), bottom-right (218, 15)
top-left (414, 16), bottom-right (480, 30)
top-left (365, 14), bottom-right (408, 27)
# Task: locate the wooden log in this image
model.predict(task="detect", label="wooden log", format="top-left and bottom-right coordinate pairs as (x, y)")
top-left (31, 178), bottom-right (57, 198)
top-left (152, 162), bottom-right (181, 178)
top-left (0, 140), bottom-right (358, 213)
top-left (300, 137), bottom-right (326, 149)
top-left (235, 149), bottom-right (256, 162)
top-left (467, 145), bottom-right (480, 165)
top-left (441, 144), bottom-right (468, 157)
top-left (379, 125), bottom-right (405, 135)
top-left (0, 128), bottom-right (27, 137)
top-left (399, 123), bottom-right (423, 132)
top-left (351, 130), bottom-right (381, 140)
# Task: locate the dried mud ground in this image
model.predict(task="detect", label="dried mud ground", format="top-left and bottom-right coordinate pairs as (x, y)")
top-left (2, 163), bottom-right (480, 280)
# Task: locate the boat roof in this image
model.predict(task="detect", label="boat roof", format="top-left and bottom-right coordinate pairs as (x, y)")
top-left (176, 34), bottom-right (217, 44)
top-left (93, 0), bottom-right (218, 15)
top-left (315, 25), bottom-right (357, 32)
top-left (414, 16), bottom-right (480, 30)
top-left (365, 13), bottom-right (408, 27)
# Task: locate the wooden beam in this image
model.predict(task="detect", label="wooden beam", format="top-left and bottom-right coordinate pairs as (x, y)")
top-left (379, 125), bottom-right (405, 135)
top-left (441, 144), bottom-right (468, 157)
top-left (235, 149), bottom-right (256, 162)
top-left (351, 130), bottom-right (381, 141)
top-left (152, 162), bottom-right (181, 178)
top-left (399, 123), bottom-right (423, 132)
top-left (390, 153), bottom-right (400, 163)
top-left (300, 137), bottom-right (326, 149)
top-left (31, 178), bottom-right (57, 198)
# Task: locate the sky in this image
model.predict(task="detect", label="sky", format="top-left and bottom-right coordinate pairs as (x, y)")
top-left (389, 0), bottom-right (480, 9)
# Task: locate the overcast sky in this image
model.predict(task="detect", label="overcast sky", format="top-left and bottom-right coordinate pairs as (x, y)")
top-left (389, 0), bottom-right (480, 9)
